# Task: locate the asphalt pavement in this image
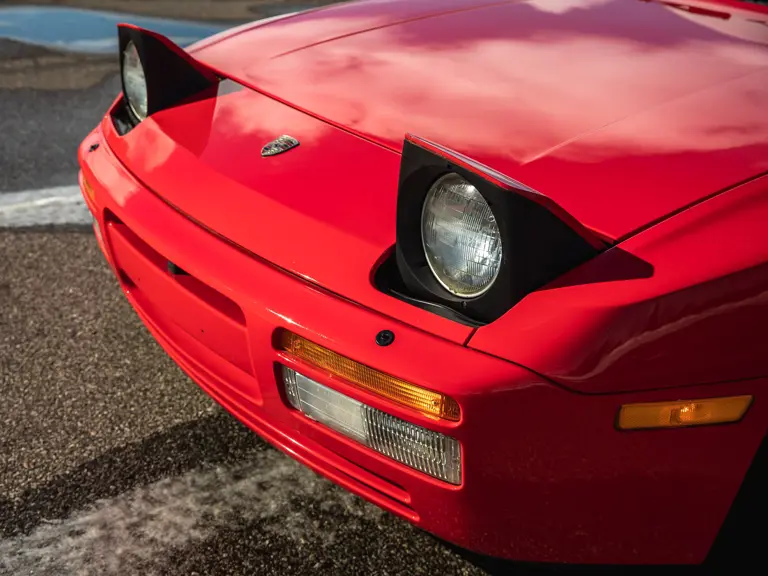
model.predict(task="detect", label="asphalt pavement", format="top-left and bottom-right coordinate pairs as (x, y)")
top-left (0, 1), bottom-right (492, 574)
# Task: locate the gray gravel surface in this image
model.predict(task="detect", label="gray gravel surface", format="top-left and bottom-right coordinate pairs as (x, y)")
top-left (0, 62), bottom-right (120, 192)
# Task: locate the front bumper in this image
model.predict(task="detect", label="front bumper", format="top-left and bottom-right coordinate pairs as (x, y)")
top-left (78, 128), bottom-right (766, 565)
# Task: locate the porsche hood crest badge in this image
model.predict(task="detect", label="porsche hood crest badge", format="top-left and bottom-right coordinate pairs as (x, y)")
top-left (261, 135), bottom-right (300, 157)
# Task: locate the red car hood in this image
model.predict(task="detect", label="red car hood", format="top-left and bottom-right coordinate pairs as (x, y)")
top-left (194, 0), bottom-right (768, 240)
top-left (106, 0), bottom-right (768, 345)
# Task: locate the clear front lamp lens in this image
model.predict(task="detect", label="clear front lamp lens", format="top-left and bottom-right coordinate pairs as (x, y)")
top-left (122, 41), bottom-right (148, 120)
top-left (283, 367), bottom-right (462, 484)
top-left (421, 173), bottom-right (502, 298)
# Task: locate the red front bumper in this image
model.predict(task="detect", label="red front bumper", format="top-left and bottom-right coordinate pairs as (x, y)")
top-left (78, 128), bottom-right (766, 566)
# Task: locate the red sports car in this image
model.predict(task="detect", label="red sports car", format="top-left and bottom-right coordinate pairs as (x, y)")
top-left (78, 0), bottom-right (767, 567)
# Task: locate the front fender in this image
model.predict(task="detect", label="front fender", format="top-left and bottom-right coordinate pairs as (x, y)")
top-left (469, 173), bottom-right (768, 394)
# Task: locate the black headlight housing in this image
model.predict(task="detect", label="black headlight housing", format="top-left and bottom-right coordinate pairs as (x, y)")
top-left (113, 24), bottom-right (219, 132)
top-left (374, 135), bottom-right (607, 326)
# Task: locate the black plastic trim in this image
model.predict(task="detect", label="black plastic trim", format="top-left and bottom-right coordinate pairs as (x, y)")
top-left (373, 250), bottom-right (483, 327)
top-left (113, 25), bottom-right (217, 133)
top-left (375, 138), bottom-right (602, 325)
top-left (111, 96), bottom-right (137, 135)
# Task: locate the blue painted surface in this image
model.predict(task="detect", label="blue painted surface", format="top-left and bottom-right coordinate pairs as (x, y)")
top-left (0, 6), bottom-right (229, 53)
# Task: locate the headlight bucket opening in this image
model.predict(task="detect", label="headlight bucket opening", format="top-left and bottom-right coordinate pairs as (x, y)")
top-left (383, 136), bottom-right (602, 325)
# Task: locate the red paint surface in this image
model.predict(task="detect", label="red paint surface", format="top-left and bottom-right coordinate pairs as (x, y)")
top-left (105, 81), bottom-right (473, 344)
top-left (193, 0), bottom-right (768, 241)
top-left (471, 174), bottom-right (768, 393)
top-left (79, 133), bottom-right (765, 564)
top-left (78, 0), bottom-right (768, 565)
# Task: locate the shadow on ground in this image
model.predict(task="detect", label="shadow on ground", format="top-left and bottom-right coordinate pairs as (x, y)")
top-left (0, 411), bottom-right (266, 539)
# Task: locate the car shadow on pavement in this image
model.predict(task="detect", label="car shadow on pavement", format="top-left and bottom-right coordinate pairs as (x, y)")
top-left (0, 408), bottom-right (483, 575)
top-left (450, 546), bottom-right (700, 576)
top-left (0, 409), bottom-right (265, 539)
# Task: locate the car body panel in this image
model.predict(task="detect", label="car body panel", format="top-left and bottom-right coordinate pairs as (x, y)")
top-left (191, 0), bottom-right (511, 57)
top-left (469, 173), bottom-right (768, 393)
top-left (77, 0), bottom-right (768, 565)
top-left (194, 0), bottom-right (768, 240)
top-left (103, 83), bottom-right (473, 344)
top-left (79, 130), bottom-right (768, 564)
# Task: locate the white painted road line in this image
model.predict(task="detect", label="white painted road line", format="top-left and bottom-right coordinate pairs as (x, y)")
top-left (0, 185), bottom-right (90, 227)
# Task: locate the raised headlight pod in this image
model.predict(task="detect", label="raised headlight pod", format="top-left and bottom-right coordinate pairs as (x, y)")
top-left (122, 41), bottom-right (148, 121)
top-left (422, 173), bottom-right (502, 297)
top-left (377, 134), bottom-right (608, 325)
top-left (115, 25), bottom-right (218, 129)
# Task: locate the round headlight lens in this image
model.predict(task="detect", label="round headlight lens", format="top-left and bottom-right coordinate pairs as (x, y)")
top-left (421, 173), bottom-right (502, 298)
top-left (122, 41), bottom-right (148, 121)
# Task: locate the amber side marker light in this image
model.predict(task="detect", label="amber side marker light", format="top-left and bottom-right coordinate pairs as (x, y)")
top-left (280, 331), bottom-right (461, 421)
top-left (82, 177), bottom-right (96, 203)
top-left (618, 395), bottom-right (753, 430)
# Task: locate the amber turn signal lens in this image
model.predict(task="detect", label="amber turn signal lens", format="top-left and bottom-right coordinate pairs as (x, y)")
top-left (280, 331), bottom-right (461, 421)
top-left (618, 395), bottom-right (753, 430)
top-left (82, 177), bottom-right (95, 203)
